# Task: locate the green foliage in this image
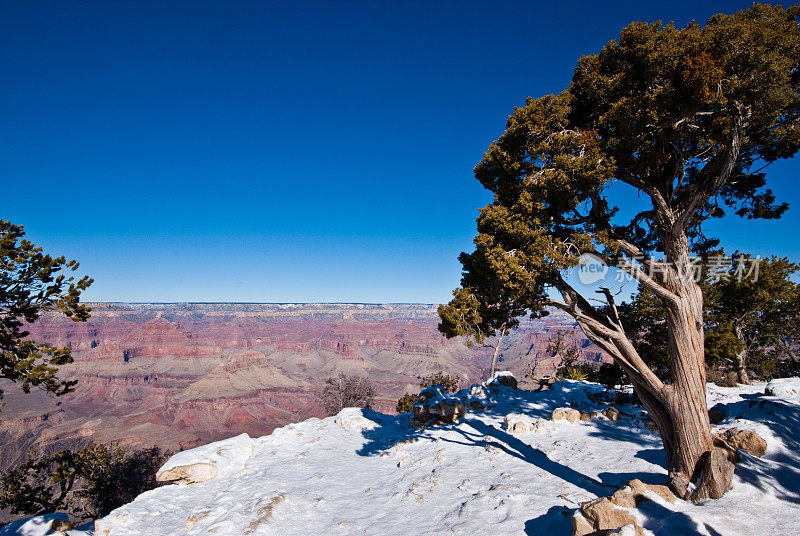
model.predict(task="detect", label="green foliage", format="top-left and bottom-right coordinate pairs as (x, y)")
top-left (0, 444), bottom-right (166, 521)
top-left (395, 392), bottom-right (417, 413)
top-left (0, 220), bottom-right (93, 404)
top-left (419, 371), bottom-right (460, 393)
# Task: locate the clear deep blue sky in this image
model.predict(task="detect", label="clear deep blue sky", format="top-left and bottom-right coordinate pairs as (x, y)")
top-left (2, 1), bottom-right (798, 303)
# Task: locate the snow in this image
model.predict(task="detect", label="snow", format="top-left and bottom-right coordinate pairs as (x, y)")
top-left (764, 377), bottom-right (800, 399)
top-left (90, 376), bottom-right (800, 536)
top-left (156, 433), bottom-right (254, 483)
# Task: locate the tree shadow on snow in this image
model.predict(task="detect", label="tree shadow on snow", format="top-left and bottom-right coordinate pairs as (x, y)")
top-left (356, 411), bottom-right (616, 497)
top-left (523, 505), bottom-right (573, 535)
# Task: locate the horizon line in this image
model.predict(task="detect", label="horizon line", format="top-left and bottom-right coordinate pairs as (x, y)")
top-left (84, 301), bottom-right (441, 306)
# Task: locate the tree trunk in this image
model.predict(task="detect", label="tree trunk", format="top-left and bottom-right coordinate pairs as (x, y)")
top-left (488, 329), bottom-right (505, 378)
top-left (733, 324), bottom-right (751, 384)
top-left (551, 227), bottom-right (734, 500)
top-left (644, 232), bottom-right (730, 500)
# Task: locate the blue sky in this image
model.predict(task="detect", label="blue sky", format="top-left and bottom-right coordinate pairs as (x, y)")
top-left (2, 1), bottom-right (798, 303)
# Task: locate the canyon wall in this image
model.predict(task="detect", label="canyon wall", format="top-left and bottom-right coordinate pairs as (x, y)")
top-left (0, 303), bottom-right (608, 470)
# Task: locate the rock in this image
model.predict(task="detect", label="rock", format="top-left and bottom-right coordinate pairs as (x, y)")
top-left (625, 479), bottom-right (676, 504)
top-left (574, 479), bottom-right (675, 536)
top-left (157, 461), bottom-right (219, 485)
top-left (50, 519), bottom-right (74, 532)
top-left (579, 411), bottom-right (592, 421)
top-left (604, 406), bottom-right (621, 421)
top-left (708, 404), bottom-right (727, 424)
top-left (712, 435), bottom-right (741, 464)
top-left (552, 407), bottom-right (581, 423)
top-left (504, 414), bottom-right (534, 434)
top-left (156, 433), bottom-right (254, 484)
top-left (765, 378), bottom-right (800, 399)
top-left (691, 447), bottom-right (735, 500)
top-left (412, 385), bottom-right (467, 427)
top-left (458, 384), bottom-right (495, 411)
top-left (607, 479), bottom-right (675, 509)
top-left (487, 371), bottom-right (518, 390)
top-left (571, 512), bottom-right (594, 536)
top-left (589, 411), bottom-right (599, 419)
top-left (668, 471), bottom-right (691, 500)
top-left (716, 428), bottom-right (767, 458)
top-left (578, 497), bottom-right (640, 535)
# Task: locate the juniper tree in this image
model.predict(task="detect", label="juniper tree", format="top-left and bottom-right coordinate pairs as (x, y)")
top-left (0, 220), bottom-right (92, 404)
top-left (442, 4), bottom-right (800, 500)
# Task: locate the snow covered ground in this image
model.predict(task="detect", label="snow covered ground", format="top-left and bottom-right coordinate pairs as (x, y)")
top-left (12, 376), bottom-right (800, 536)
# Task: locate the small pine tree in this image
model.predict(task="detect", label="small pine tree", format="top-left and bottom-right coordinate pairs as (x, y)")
top-left (395, 393), bottom-right (417, 413)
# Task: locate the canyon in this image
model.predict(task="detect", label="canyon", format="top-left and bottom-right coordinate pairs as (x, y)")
top-left (0, 303), bottom-right (607, 470)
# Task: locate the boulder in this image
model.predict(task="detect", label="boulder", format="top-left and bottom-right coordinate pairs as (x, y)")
top-left (534, 375), bottom-right (556, 392)
top-left (487, 371), bottom-right (518, 390)
top-left (608, 526), bottom-right (639, 536)
top-left (578, 497), bottom-right (640, 535)
top-left (610, 479), bottom-right (676, 507)
top-left (573, 479), bottom-right (675, 536)
top-left (579, 411), bottom-right (592, 421)
top-left (504, 414), bottom-right (534, 434)
top-left (412, 385), bottom-right (467, 427)
top-left (458, 384), bottom-right (495, 411)
top-left (708, 404), bottom-right (727, 424)
top-left (552, 407), bottom-right (581, 423)
top-left (691, 447), bottom-right (735, 500)
top-left (765, 378), bottom-right (800, 399)
top-left (716, 428), bottom-right (767, 458)
top-left (604, 406), bottom-right (621, 421)
top-left (571, 512), bottom-right (594, 536)
top-left (156, 433), bottom-right (254, 484)
top-left (712, 435), bottom-right (741, 464)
